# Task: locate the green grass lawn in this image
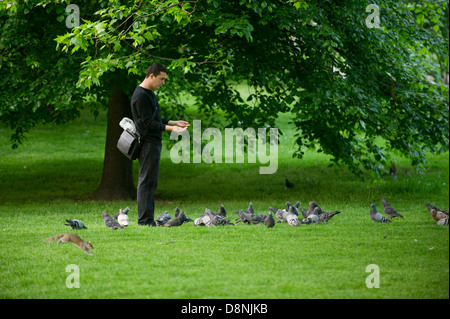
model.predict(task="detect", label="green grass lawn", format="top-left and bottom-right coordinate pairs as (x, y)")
top-left (0, 107), bottom-right (448, 299)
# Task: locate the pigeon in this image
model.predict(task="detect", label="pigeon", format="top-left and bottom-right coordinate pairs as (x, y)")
top-left (210, 215), bottom-right (224, 226)
top-left (431, 209), bottom-right (449, 221)
top-left (217, 204), bottom-right (227, 217)
top-left (286, 202), bottom-right (299, 216)
top-left (117, 209), bottom-right (129, 227)
top-left (309, 201), bottom-right (326, 215)
top-left (425, 203), bottom-right (448, 215)
top-left (437, 218), bottom-right (449, 226)
top-left (194, 217), bottom-right (205, 226)
top-left (298, 205), bottom-right (309, 219)
top-left (203, 208), bottom-right (233, 226)
top-left (255, 213), bottom-right (268, 221)
top-left (175, 207), bottom-right (194, 224)
top-left (247, 202), bottom-right (255, 214)
top-left (302, 207), bottom-right (321, 224)
top-left (275, 209), bottom-right (288, 223)
top-left (285, 178), bottom-right (294, 189)
top-left (389, 163), bottom-right (397, 176)
top-left (269, 207), bottom-right (284, 223)
top-left (286, 213), bottom-right (300, 226)
top-left (265, 211), bottom-right (275, 228)
top-left (156, 211), bottom-right (172, 226)
top-left (382, 200), bottom-right (403, 219)
top-left (370, 204), bottom-right (391, 223)
top-left (235, 209), bottom-right (250, 224)
top-left (245, 212), bottom-right (266, 225)
top-left (164, 211), bottom-right (188, 227)
top-left (194, 210), bottom-right (213, 226)
top-left (201, 211), bottom-right (212, 226)
top-left (65, 219), bottom-right (87, 230)
top-left (319, 210), bottom-right (340, 223)
top-left (203, 209), bottom-right (216, 225)
top-left (113, 206), bottom-right (130, 220)
top-left (102, 212), bottom-right (124, 230)
top-left (211, 214), bottom-right (234, 226)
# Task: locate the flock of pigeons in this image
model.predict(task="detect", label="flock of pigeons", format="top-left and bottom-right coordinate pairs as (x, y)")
top-left (370, 201), bottom-right (449, 226)
top-left (63, 200), bottom-right (449, 231)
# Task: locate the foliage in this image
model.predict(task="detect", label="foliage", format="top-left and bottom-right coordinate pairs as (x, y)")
top-left (1, 0), bottom-right (448, 177)
top-left (0, 0), bottom-right (106, 148)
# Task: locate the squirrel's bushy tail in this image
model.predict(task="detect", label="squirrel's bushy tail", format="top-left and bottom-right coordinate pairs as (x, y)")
top-left (43, 234), bottom-right (65, 242)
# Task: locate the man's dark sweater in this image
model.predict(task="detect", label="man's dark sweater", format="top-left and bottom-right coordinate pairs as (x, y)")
top-left (130, 86), bottom-right (169, 143)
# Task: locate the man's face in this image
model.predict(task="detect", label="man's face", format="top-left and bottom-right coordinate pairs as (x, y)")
top-left (151, 72), bottom-right (167, 90)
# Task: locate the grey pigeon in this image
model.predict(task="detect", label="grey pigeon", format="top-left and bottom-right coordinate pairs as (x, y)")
top-left (204, 209), bottom-right (216, 224)
top-left (211, 214), bottom-right (234, 226)
top-left (164, 211), bottom-right (188, 227)
top-left (235, 209), bottom-right (250, 224)
top-left (299, 206), bottom-right (309, 219)
top-left (275, 209), bottom-right (288, 223)
top-left (245, 212), bottom-right (265, 225)
top-left (382, 200), bottom-right (403, 219)
top-left (319, 210), bottom-right (340, 223)
top-left (247, 202), bottom-right (255, 215)
top-left (285, 178), bottom-right (294, 189)
top-left (437, 218), bottom-right (449, 226)
top-left (217, 204), bottom-right (227, 217)
top-left (286, 202), bottom-right (299, 216)
top-left (65, 219), bottom-right (87, 230)
top-left (156, 211), bottom-right (172, 226)
top-left (175, 207), bottom-right (194, 223)
top-left (309, 201), bottom-right (326, 215)
top-left (256, 213), bottom-right (268, 221)
top-left (265, 211), bottom-right (275, 228)
top-left (210, 214), bottom-right (223, 226)
top-left (302, 207), bottom-right (320, 224)
top-left (269, 207), bottom-right (283, 223)
top-left (102, 212), bottom-right (124, 230)
top-left (203, 208), bottom-right (233, 226)
top-left (370, 204), bottom-right (391, 223)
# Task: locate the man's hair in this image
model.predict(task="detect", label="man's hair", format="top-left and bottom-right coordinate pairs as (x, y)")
top-left (146, 63), bottom-right (168, 78)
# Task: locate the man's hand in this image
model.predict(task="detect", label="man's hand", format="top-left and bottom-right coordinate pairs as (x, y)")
top-left (169, 126), bottom-right (188, 133)
top-left (168, 120), bottom-right (190, 128)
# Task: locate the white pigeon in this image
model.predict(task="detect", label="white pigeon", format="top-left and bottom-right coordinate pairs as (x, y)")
top-left (286, 213), bottom-right (300, 226)
top-left (117, 209), bottom-right (129, 227)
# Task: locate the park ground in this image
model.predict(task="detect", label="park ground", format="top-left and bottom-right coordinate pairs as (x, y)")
top-left (0, 104), bottom-right (448, 299)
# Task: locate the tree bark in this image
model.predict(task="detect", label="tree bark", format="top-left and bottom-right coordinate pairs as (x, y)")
top-left (91, 87), bottom-right (136, 200)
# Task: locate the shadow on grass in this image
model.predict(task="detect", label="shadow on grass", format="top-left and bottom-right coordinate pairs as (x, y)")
top-left (2, 154), bottom-right (447, 209)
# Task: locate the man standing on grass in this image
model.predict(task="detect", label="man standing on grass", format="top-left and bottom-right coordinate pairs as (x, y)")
top-left (131, 63), bottom-right (190, 226)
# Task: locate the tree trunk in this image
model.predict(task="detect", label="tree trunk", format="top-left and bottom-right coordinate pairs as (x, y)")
top-left (91, 87), bottom-right (136, 200)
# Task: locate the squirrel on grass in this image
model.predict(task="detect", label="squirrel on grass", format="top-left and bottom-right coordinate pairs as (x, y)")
top-left (43, 233), bottom-right (94, 256)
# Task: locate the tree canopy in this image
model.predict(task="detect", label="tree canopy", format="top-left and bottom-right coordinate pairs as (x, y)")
top-left (1, 0), bottom-right (448, 180)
